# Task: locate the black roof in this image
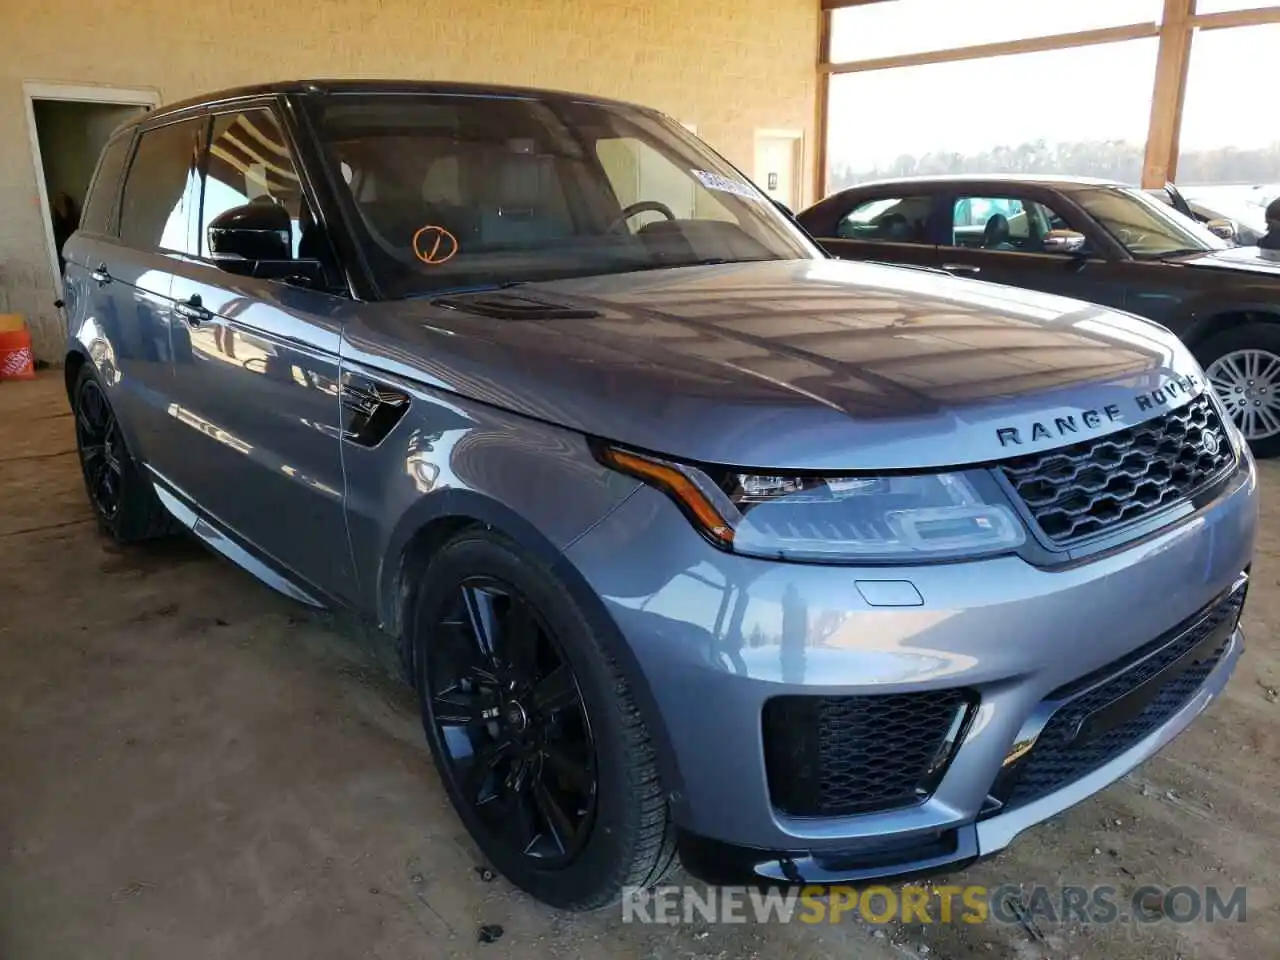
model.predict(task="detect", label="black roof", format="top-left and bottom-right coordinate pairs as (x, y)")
top-left (835, 173), bottom-right (1127, 191)
top-left (130, 78), bottom-right (647, 128)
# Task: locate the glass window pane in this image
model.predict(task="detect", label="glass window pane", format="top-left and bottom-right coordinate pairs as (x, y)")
top-left (1177, 22), bottom-right (1280, 237)
top-left (118, 119), bottom-right (203, 253)
top-left (81, 134), bottom-right (133, 237)
top-left (826, 38), bottom-right (1159, 191)
top-left (836, 196), bottom-right (933, 243)
top-left (948, 196), bottom-right (1087, 253)
top-left (1194, 0), bottom-right (1280, 13)
top-left (830, 0), bottom-right (1161, 63)
top-left (202, 110), bottom-right (307, 257)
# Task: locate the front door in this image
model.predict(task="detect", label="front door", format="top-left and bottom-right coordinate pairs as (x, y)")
top-left (162, 105), bottom-right (356, 601)
top-left (935, 191), bottom-right (1131, 312)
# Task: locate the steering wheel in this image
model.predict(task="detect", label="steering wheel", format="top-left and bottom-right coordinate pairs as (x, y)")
top-left (608, 200), bottom-right (677, 233)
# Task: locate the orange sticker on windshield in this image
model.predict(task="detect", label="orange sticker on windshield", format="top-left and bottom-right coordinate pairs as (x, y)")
top-left (413, 225), bottom-right (459, 265)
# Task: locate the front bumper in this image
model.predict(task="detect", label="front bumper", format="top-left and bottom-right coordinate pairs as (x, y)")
top-left (565, 451), bottom-right (1257, 884)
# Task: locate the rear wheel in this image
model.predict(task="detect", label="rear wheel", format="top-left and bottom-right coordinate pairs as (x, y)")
top-left (72, 366), bottom-right (176, 541)
top-left (1197, 324), bottom-right (1280, 459)
top-left (412, 530), bottom-right (676, 910)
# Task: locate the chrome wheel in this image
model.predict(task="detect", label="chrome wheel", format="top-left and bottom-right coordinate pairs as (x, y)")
top-left (425, 577), bottom-right (597, 866)
top-left (1206, 348), bottom-right (1280, 441)
top-left (74, 379), bottom-right (125, 519)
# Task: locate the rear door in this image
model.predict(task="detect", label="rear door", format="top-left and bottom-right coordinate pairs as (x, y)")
top-left (806, 189), bottom-right (945, 271)
top-left (65, 117), bottom-right (204, 462)
top-left (935, 188), bottom-right (1131, 311)
top-left (62, 129), bottom-right (134, 401)
top-left (162, 102), bottom-right (356, 600)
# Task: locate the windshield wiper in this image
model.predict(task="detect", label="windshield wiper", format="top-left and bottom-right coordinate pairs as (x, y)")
top-left (1153, 248), bottom-right (1211, 260)
top-left (395, 280), bottom-right (527, 301)
top-left (624, 256), bottom-right (781, 273)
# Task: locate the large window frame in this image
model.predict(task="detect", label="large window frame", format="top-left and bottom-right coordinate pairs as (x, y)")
top-left (816, 0), bottom-right (1280, 198)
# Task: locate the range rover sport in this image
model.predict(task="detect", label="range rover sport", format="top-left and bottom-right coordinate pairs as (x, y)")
top-left (61, 80), bottom-right (1257, 910)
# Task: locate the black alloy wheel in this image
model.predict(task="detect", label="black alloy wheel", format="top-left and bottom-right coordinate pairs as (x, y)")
top-left (74, 377), bottom-right (125, 520)
top-left (70, 365), bottom-right (177, 542)
top-left (413, 530), bottom-right (677, 910)
top-left (424, 576), bottom-right (598, 865)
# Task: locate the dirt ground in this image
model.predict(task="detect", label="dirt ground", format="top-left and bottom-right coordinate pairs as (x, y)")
top-left (2, 370), bottom-right (1277, 960)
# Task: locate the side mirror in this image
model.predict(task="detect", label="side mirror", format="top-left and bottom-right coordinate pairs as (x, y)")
top-left (1206, 218), bottom-right (1238, 242)
top-left (207, 201), bottom-right (292, 265)
top-left (1042, 229), bottom-right (1088, 255)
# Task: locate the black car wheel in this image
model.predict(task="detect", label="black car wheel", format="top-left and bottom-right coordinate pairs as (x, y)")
top-left (1197, 324), bottom-right (1280, 459)
top-left (413, 530), bottom-right (676, 910)
top-left (72, 365), bottom-right (177, 541)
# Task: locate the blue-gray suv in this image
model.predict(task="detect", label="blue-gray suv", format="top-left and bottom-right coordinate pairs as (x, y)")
top-left (61, 80), bottom-right (1257, 910)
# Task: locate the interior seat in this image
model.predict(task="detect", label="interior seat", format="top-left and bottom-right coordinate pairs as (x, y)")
top-left (981, 213), bottom-right (1016, 251)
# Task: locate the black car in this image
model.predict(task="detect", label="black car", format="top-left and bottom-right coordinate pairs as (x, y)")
top-left (798, 175), bottom-right (1280, 456)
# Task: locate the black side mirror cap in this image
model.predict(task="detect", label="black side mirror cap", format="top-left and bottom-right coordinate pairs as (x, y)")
top-left (207, 201), bottom-right (293, 263)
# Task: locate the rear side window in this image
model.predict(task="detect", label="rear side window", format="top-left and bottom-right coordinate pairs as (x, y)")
top-left (80, 134), bottom-right (134, 237)
top-left (118, 118), bottom-right (204, 253)
top-left (836, 195), bottom-right (934, 243)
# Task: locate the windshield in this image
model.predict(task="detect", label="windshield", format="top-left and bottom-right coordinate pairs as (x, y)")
top-left (1075, 187), bottom-right (1228, 259)
top-left (309, 93), bottom-right (816, 298)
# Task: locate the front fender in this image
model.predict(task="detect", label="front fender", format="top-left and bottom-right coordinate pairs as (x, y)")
top-left (1176, 292), bottom-right (1280, 348)
top-left (339, 370), bottom-right (684, 797)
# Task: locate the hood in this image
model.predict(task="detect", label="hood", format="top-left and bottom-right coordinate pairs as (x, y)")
top-left (1170, 245), bottom-right (1280, 276)
top-left (342, 259), bottom-right (1208, 471)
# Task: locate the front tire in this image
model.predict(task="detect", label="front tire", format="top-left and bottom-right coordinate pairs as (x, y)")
top-left (412, 530), bottom-right (676, 910)
top-left (72, 366), bottom-right (177, 542)
top-left (1196, 323), bottom-right (1280, 459)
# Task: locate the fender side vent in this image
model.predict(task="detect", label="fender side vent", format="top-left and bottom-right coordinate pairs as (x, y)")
top-left (341, 378), bottom-right (410, 447)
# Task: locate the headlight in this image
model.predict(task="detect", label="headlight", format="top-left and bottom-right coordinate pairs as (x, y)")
top-left (599, 447), bottom-right (1025, 562)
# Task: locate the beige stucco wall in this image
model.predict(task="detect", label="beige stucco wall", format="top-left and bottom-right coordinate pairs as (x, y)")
top-left (1, 0), bottom-right (818, 361)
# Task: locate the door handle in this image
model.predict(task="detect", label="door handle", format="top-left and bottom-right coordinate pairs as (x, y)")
top-left (941, 263), bottom-right (981, 275)
top-left (90, 264), bottom-right (112, 287)
top-left (174, 295), bottom-right (212, 326)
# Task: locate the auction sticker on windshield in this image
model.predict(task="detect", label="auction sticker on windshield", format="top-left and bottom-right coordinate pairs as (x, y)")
top-left (692, 170), bottom-right (759, 200)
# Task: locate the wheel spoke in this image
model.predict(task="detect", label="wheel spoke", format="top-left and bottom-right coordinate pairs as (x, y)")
top-left (532, 777), bottom-right (576, 854)
top-left (432, 684), bottom-right (490, 727)
top-left (531, 664), bottom-right (578, 715)
top-left (462, 735), bottom-right (513, 805)
top-left (1257, 404), bottom-right (1280, 438)
top-left (81, 442), bottom-right (106, 464)
top-left (505, 782), bottom-right (541, 854)
top-left (500, 598), bottom-right (540, 682)
top-left (76, 407), bottom-right (97, 438)
top-left (462, 585), bottom-right (502, 666)
top-left (541, 742), bottom-right (593, 795)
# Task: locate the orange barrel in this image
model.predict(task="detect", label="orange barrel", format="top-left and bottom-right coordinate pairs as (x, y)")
top-left (0, 314), bottom-right (36, 381)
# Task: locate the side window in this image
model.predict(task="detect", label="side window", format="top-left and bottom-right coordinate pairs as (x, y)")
top-left (80, 134), bottom-right (135, 237)
top-left (200, 109), bottom-right (310, 259)
top-left (118, 119), bottom-right (203, 253)
top-left (835, 196), bottom-right (934, 244)
top-left (950, 195), bottom-right (1083, 254)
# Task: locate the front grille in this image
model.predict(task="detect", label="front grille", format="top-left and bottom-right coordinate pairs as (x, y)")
top-left (996, 581), bottom-right (1245, 810)
top-left (763, 690), bottom-right (971, 817)
top-left (999, 393), bottom-right (1236, 545)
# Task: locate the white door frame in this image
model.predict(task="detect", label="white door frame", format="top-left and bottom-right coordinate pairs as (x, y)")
top-left (753, 128), bottom-right (807, 209)
top-left (21, 81), bottom-right (161, 299)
